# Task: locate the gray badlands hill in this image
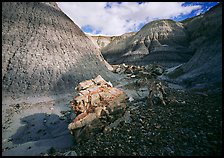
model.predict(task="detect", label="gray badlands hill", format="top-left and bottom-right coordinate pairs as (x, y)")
top-left (102, 19), bottom-right (193, 67)
top-left (87, 35), bottom-right (113, 49)
top-left (102, 3), bottom-right (222, 91)
top-left (87, 32), bottom-right (135, 50)
top-left (2, 2), bottom-right (113, 98)
top-left (168, 3), bottom-right (222, 90)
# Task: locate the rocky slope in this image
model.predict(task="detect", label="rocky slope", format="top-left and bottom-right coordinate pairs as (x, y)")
top-left (2, 2), bottom-right (114, 98)
top-left (102, 19), bottom-right (193, 67)
top-left (167, 3), bottom-right (222, 91)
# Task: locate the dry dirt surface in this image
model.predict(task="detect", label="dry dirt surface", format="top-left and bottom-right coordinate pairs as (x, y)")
top-left (2, 93), bottom-right (76, 156)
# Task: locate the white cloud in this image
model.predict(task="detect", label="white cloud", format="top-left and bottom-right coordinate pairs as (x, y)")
top-left (57, 2), bottom-right (202, 36)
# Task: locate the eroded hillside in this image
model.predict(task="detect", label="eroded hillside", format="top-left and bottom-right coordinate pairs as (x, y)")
top-left (2, 2), bottom-right (114, 98)
top-left (101, 19), bottom-right (193, 67)
top-left (169, 3), bottom-right (222, 91)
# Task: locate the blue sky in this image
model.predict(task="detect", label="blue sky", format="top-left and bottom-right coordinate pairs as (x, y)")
top-left (57, 2), bottom-right (219, 36)
top-left (175, 2), bottom-right (219, 21)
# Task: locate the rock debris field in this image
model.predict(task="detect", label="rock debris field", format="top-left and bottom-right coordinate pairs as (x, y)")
top-left (2, 64), bottom-right (222, 156)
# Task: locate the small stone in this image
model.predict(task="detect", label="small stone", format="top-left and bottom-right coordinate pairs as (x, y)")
top-left (37, 129), bottom-right (42, 133)
top-left (8, 137), bottom-right (13, 142)
top-left (3, 139), bottom-right (7, 143)
top-left (129, 97), bottom-right (134, 102)
top-left (5, 147), bottom-right (9, 150)
top-left (45, 113), bottom-right (51, 116)
top-left (115, 67), bottom-right (121, 73)
top-left (130, 75), bottom-right (136, 78)
top-left (15, 104), bottom-right (20, 108)
top-left (59, 116), bottom-right (66, 120)
top-left (181, 101), bottom-right (186, 104)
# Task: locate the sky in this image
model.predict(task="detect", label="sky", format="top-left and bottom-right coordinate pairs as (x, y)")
top-left (57, 2), bottom-right (219, 36)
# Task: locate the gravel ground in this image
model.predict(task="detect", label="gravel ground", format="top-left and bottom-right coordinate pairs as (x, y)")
top-left (2, 76), bottom-right (222, 156)
top-left (48, 78), bottom-right (222, 156)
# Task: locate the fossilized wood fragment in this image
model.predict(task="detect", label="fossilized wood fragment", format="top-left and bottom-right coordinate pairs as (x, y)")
top-left (68, 75), bottom-right (127, 142)
top-left (147, 81), bottom-right (167, 106)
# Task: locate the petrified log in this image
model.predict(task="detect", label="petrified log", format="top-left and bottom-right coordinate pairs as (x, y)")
top-left (68, 75), bottom-right (127, 142)
top-left (147, 81), bottom-right (167, 106)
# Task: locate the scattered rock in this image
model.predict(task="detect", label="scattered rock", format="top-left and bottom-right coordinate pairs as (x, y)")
top-left (112, 64), bottom-right (165, 79)
top-left (59, 116), bottom-right (66, 120)
top-left (181, 101), bottom-right (186, 104)
top-left (128, 97), bottom-right (134, 102)
top-left (116, 67), bottom-right (121, 73)
top-left (130, 75), bottom-right (136, 78)
top-left (15, 104), bottom-right (20, 108)
top-left (7, 137), bottom-right (13, 142)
